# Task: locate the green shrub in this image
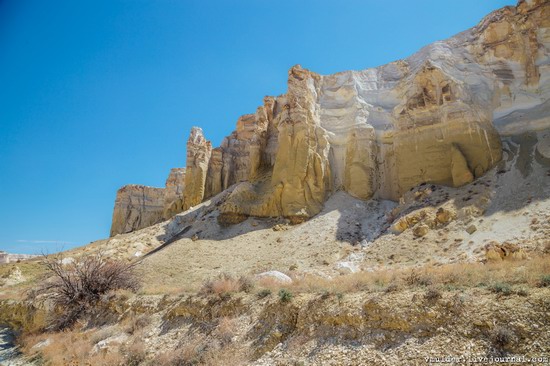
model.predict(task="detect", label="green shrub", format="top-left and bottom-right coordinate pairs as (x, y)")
top-left (489, 282), bottom-right (512, 296)
top-left (278, 289), bottom-right (293, 303)
top-left (539, 275), bottom-right (550, 288)
top-left (514, 286), bottom-right (529, 297)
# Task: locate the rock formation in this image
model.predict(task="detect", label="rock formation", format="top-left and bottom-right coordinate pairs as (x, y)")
top-left (163, 168), bottom-right (186, 219)
top-left (110, 168), bottom-right (187, 236)
top-left (110, 185), bottom-right (165, 236)
top-left (111, 0), bottom-right (550, 233)
top-left (182, 127), bottom-right (212, 211)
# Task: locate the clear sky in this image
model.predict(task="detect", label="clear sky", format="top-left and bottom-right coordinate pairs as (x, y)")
top-left (0, 0), bottom-right (515, 254)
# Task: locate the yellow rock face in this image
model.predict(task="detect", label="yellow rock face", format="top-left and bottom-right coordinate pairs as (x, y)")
top-left (163, 168), bottom-right (186, 219)
top-left (182, 127), bottom-right (212, 211)
top-left (485, 242), bottom-right (528, 262)
top-left (220, 66), bottom-right (332, 222)
top-left (344, 126), bottom-right (377, 200)
top-left (450, 144), bottom-right (474, 187)
top-left (110, 185), bottom-right (165, 236)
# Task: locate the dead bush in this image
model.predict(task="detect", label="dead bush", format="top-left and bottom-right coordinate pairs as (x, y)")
top-left (404, 269), bottom-right (432, 287)
top-left (123, 340), bottom-right (148, 366)
top-left (215, 317), bottom-right (237, 345)
top-left (423, 286), bottom-right (442, 303)
top-left (238, 275), bottom-right (254, 293)
top-left (36, 251), bottom-right (140, 330)
top-left (200, 273), bottom-right (242, 296)
top-left (491, 326), bottom-right (516, 352)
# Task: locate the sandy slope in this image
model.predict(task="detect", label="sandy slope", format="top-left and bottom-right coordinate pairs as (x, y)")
top-left (113, 131), bottom-right (547, 292)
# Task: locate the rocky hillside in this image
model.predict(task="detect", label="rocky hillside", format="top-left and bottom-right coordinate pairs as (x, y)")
top-left (110, 0), bottom-right (550, 236)
top-left (1, 2), bottom-right (550, 365)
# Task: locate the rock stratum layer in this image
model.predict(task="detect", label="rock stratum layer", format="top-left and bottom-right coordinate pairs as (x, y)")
top-left (111, 0), bottom-right (550, 234)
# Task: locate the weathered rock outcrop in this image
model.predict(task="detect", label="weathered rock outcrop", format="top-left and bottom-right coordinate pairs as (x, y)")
top-left (217, 0), bottom-right (549, 220)
top-left (163, 168), bottom-right (186, 219)
top-left (110, 168), bottom-right (187, 236)
top-left (111, 0), bottom-right (550, 232)
top-left (182, 127), bottom-right (212, 211)
top-left (110, 185), bottom-right (165, 236)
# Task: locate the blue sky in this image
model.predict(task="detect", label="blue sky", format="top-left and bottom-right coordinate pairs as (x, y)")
top-left (0, 0), bottom-right (515, 254)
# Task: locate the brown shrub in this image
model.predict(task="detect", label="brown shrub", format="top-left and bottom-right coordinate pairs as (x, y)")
top-left (237, 275), bottom-right (254, 293)
top-left (423, 286), bottom-right (442, 303)
top-left (123, 340), bottom-right (148, 366)
top-left (36, 252), bottom-right (140, 330)
top-left (404, 270), bottom-right (432, 287)
top-left (215, 317), bottom-right (237, 345)
top-left (491, 326), bottom-right (516, 352)
top-left (122, 313), bottom-right (151, 335)
top-left (200, 273), bottom-right (255, 296)
top-left (200, 273), bottom-right (241, 296)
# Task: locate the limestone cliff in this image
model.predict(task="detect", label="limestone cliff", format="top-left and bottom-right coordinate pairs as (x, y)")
top-left (182, 127), bottom-right (212, 211)
top-left (163, 168), bottom-right (186, 219)
top-left (110, 168), bottom-right (187, 236)
top-left (110, 185), bottom-right (165, 236)
top-left (111, 0), bottom-right (550, 232)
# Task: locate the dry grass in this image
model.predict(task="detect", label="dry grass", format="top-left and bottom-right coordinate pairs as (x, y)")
top-left (251, 254), bottom-right (550, 296)
top-left (120, 312), bottom-right (151, 336)
top-left (137, 284), bottom-right (188, 295)
top-left (0, 260), bottom-right (47, 300)
top-left (214, 316), bottom-right (238, 345)
top-left (122, 339), bottom-right (147, 366)
top-left (13, 254), bottom-right (550, 365)
top-left (21, 329), bottom-right (94, 365)
top-left (156, 335), bottom-right (205, 365)
top-left (200, 273), bottom-right (254, 296)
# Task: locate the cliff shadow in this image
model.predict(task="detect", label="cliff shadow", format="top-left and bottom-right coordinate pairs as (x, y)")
top-left (328, 130), bottom-right (550, 250)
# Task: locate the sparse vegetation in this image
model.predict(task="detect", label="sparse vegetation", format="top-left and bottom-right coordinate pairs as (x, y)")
top-left (404, 270), bottom-right (432, 287)
top-left (200, 273), bottom-right (241, 296)
top-left (539, 274), bottom-right (550, 287)
top-left (6, 253), bottom-right (549, 365)
top-left (35, 252), bottom-right (140, 330)
top-left (122, 313), bottom-right (151, 335)
top-left (278, 288), bottom-right (293, 303)
top-left (200, 273), bottom-right (255, 297)
top-left (491, 326), bottom-right (516, 352)
top-left (238, 275), bottom-right (254, 293)
top-left (489, 282), bottom-right (513, 296)
top-left (123, 340), bottom-right (148, 366)
top-left (423, 286), bottom-right (442, 303)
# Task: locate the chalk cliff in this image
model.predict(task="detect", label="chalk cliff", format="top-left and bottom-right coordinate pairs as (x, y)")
top-left (110, 185), bottom-right (165, 236)
top-left (111, 0), bottom-right (550, 233)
